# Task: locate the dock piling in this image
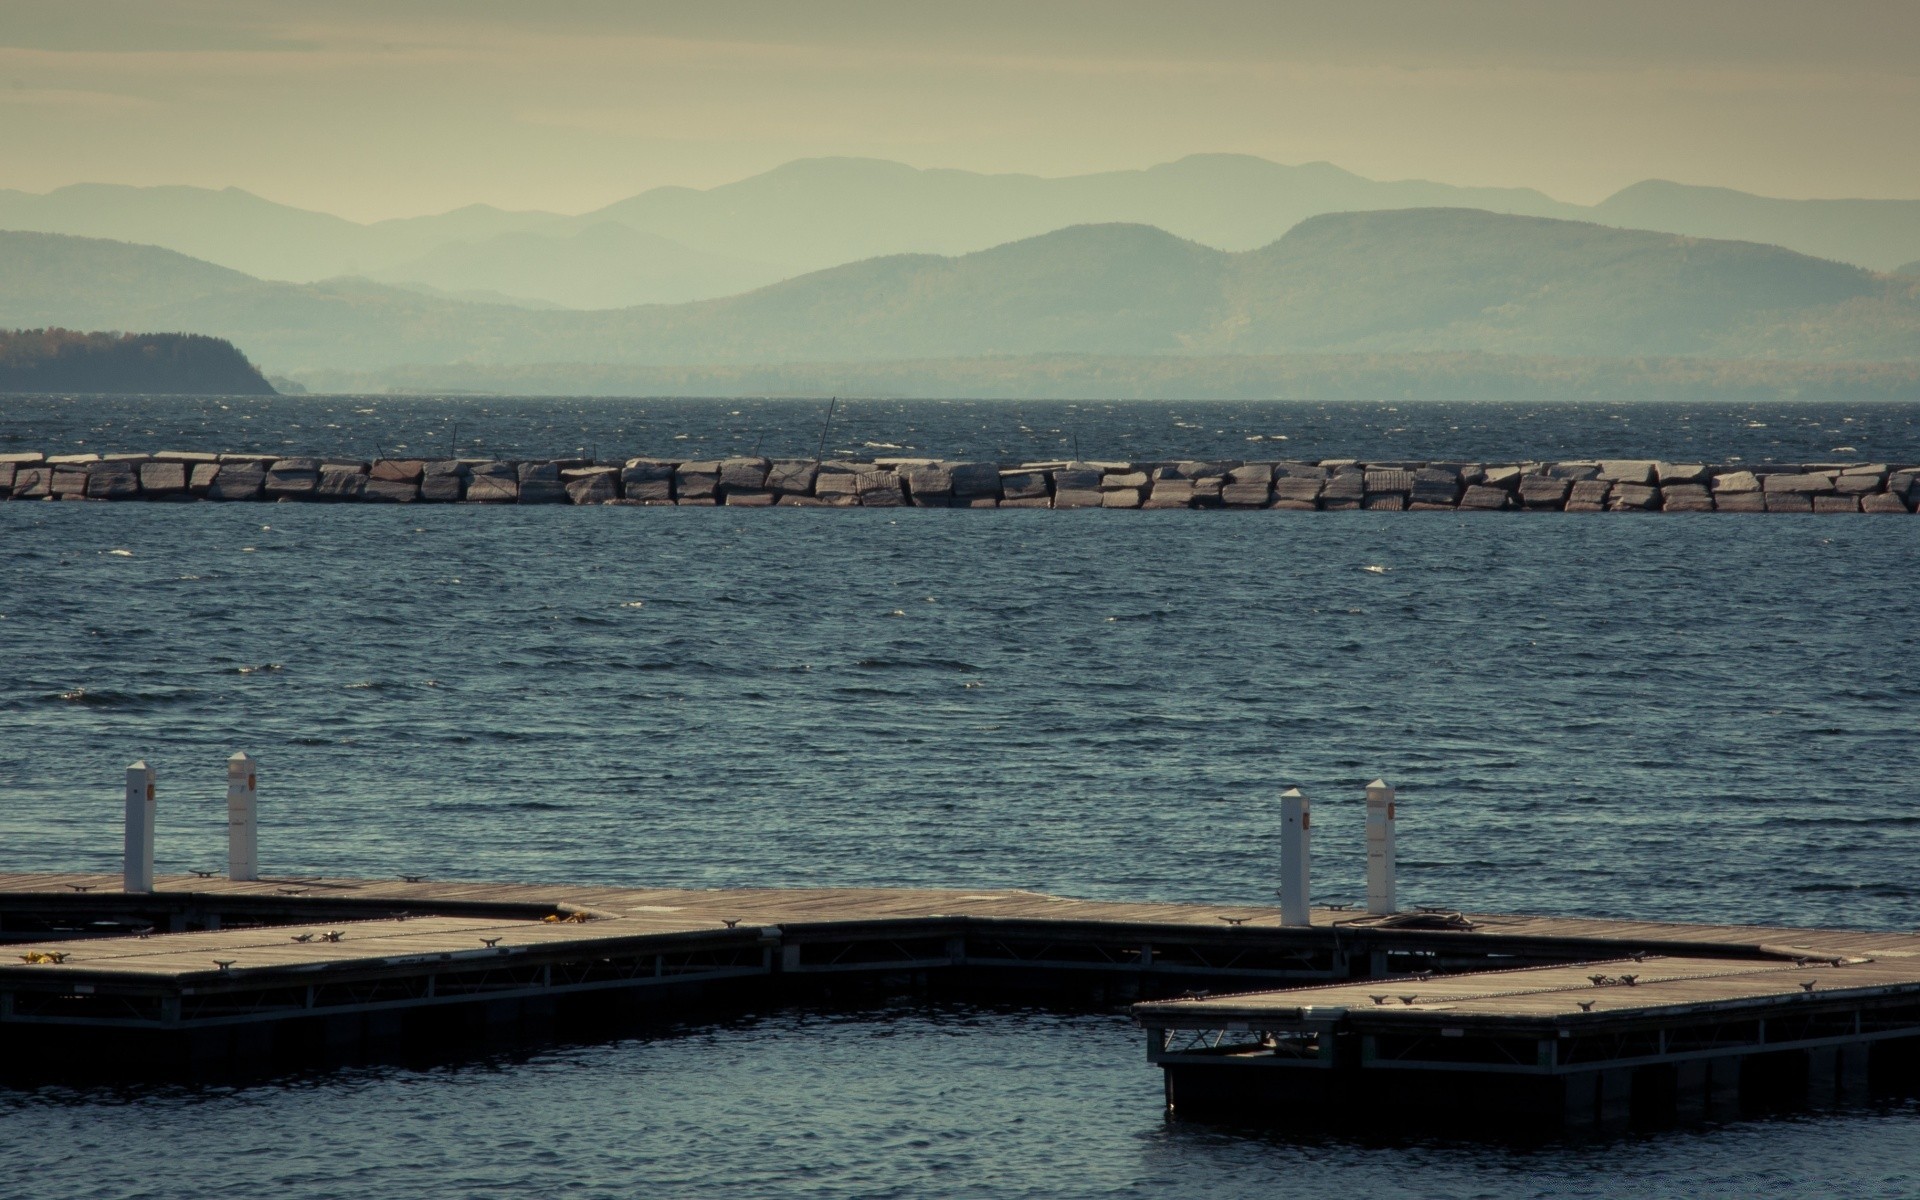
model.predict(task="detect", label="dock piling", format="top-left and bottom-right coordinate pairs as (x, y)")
top-left (227, 752), bottom-right (258, 882)
top-left (1279, 787), bottom-right (1310, 926)
top-left (123, 761), bottom-right (155, 894)
top-left (1365, 779), bottom-right (1396, 915)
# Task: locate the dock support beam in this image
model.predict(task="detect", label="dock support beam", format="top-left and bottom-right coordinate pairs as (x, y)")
top-left (1280, 787), bottom-right (1311, 926)
top-left (124, 760), bottom-right (155, 894)
top-left (227, 752), bottom-right (258, 881)
top-left (1365, 779), bottom-right (1396, 915)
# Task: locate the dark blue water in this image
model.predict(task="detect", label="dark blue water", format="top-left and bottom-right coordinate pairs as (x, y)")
top-left (6, 394), bottom-right (1920, 464)
top-left (3, 398), bottom-right (1920, 1198)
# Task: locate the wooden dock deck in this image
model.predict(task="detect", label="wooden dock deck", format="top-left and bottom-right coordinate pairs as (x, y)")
top-left (7, 871), bottom-right (1920, 1131)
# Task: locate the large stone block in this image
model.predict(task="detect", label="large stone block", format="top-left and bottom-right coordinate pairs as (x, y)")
top-left (1714, 492), bottom-right (1765, 512)
top-left (1656, 463), bottom-right (1708, 486)
top-left (1220, 482), bottom-right (1271, 507)
top-left (1053, 488), bottom-right (1106, 508)
top-left (1363, 468), bottom-right (1413, 494)
top-left (1863, 492), bottom-right (1911, 513)
top-left (206, 466), bottom-right (265, 500)
top-left (1320, 473), bottom-right (1363, 501)
top-left (263, 467), bottom-right (319, 499)
top-left (1763, 492), bottom-right (1813, 513)
top-left (1813, 495), bottom-right (1861, 513)
top-left (1143, 480), bottom-right (1194, 508)
top-left (12, 467), bottom-right (52, 498)
top-left (1548, 462), bottom-right (1601, 480)
top-left (724, 488), bottom-right (776, 506)
top-left (0, 463), bottom-right (14, 494)
top-left (1597, 460), bottom-right (1656, 485)
top-left (902, 463), bottom-right (955, 499)
top-left (1661, 484), bottom-right (1712, 511)
top-left (518, 477), bottom-right (568, 504)
top-left (189, 463), bottom-right (220, 493)
top-left (1711, 470), bottom-right (1760, 493)
top-left (1362, 494), bottom-right (1406, 510)
top-left (1567, 480), bottom-right (1610, 507)
top-left (1833, 473), bottom-right (1884, 495)
top-left (1225, 463), bottom-right (1274, 485)
top-left (1608, 483), bottom-right (1661, 510)
top-left (766, 461), bottom-right (819, 495)
top-left (675, 471), bottom-right (719, 500)
top-left (950, 462), bottom-right (1001, 496)
top-left (1762, 472), bottom-right (1832, 494)
top-left (1517, 477), bottom-right (1569, 508)
top-left (0, 452), bottom-right (45, 466)
top-left (1101, 471), bottom-right (1149, 491)
top-left (464, 472), bottom-right (518, 499)
top-left (361, 478), bottom-right (418, 502)
top-left (370, 459), bottom-right (424, 482)
top-left (1273, 462), bottom-right (1328, 479)
top-left (315, 470), bottom-right (367, 501)
top-left (565, 473), bottom-right (617, 504)
top-left (856, 470), bottom-right (906, 506)
top-left (138, 460), bottom-right (188, 495)
top-left (518, 461), bottom-right (561, 484)
top-left (1271, 477), bottom-right (1323, 503)
top-left (814, 470), bottom-right (860, 498)
top-left (1459, 484), bottom-right (1511, 510)
top-left (999, 470), bottom-right (1049, 500)
top-left (1052, 465), bottom-right (1102, 490)
top-left (719, 457), bottom-right (770, 490)
top-left (1480, 465), bottom-right (1524, 488)
top-left (87, 463), bottom-right (141, 499)
top-left (1001, 496), bottom-right (1052, 508)
top-left (419, 473), bottom-right (462, 502)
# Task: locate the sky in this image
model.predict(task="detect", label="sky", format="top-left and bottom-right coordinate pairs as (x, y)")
top-left (2, 0), bottom-right (1918, 222)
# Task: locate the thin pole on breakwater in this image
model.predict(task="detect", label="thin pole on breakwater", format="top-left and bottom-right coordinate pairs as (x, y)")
top-left (814, 396), bottom-right (837, 464)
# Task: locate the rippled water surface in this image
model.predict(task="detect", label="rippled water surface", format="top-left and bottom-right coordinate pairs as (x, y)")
top-left (3, 398), bottom-right (1919, 1198)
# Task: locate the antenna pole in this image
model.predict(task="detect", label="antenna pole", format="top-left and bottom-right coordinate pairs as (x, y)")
top-left (815, 396), bottom-right (838, 463)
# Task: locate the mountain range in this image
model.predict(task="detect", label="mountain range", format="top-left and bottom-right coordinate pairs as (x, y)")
top-left (4, 209), bottom-right (1915, 392)
top-left (5, 156), bottom-right (1920, 310)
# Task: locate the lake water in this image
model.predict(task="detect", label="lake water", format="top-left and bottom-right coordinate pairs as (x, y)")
top-left (2, 397), bottom-right (1919, 1198)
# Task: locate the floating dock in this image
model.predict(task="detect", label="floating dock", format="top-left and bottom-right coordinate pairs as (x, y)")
top-left (6, 871), bottom-right (1920, 1132)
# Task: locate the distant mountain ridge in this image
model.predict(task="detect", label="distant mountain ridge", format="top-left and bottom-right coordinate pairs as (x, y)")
top-left (5, 156), bottom-right (1920, 312)
top-left (4, 211), bottom-right (1914, 381)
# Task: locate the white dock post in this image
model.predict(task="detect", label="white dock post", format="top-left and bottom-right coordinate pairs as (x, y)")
top-left (227, 752), bottom-right (258, 882)
top-left (1365, 778), bottom-right (1397, 916)
top-left (124, 760), bottom-right (155, 894)
top-left (1279, 787), bottom-right (1311, 927)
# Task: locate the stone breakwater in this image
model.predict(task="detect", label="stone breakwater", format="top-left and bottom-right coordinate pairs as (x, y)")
top-left (2, 451), bottom-right (1918, 513)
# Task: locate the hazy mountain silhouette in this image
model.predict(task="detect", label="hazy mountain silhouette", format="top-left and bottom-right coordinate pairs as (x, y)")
top-left (369, 223), bottom-right (785, 309)
top-left (7, 156), bottom-right (1920, 312)
top-left (6, 213), bottom-right (1914, 382)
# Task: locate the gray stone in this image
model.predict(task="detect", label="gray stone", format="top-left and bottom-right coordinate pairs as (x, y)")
top-left (1863, 493), bottom-right (1911, 513)
top-left (1052, 465), bottom-right (1102, 490)
top-left (206, 467), bottom-right (265, 500)
top-left (814, 471), bottom-right (861, 498)
top-left (0, 452), bottom-right (46, 465)
top-left (315, 470), bottom-right (367, 501)
top-left (1597, 460), bottom-right (1656, 485)
top-left (1052, 488), bottom-right (1106, 508)
top-left (1711, 470), bottom-right (1761, 493)
top-left (518, 478), bottom-right (568, 504)
top-left (1459, 485), bottom-right (1511, 510)
top-left (1101, 488), bottom-right (1144, 508)
top-left (560, 465), bottom-right (616, 481)
top-left (361, 478), bottom-right (418, 503)
top-left (724, 488), bottom-right (776, 506)
top-left (518, 461), bottom-right (561, 484)
top-left (1101, 471), bottom-right (1149, 490)
top-left (1362, 494), bottom-right (1406, 511)
top-left (856, 470), bottom-right (906, 506)
top-left (263, 468), bottom-right (319, 498)
top-left (1271, 477), bottom-right (1323, 503)
top-left (1143, 480), bottom-right (1195, 508)
top-left (621, 459), bottom-right (676, 485)
top-left (1762, 472), bottom-right (1832, 493)
top-left (767, 461), bottom-right (819, 495)
top-left (1320, 473), bottom-right (1363, 501)
top-left (464, 472), bottom-right (518, 499)
top-left (370, 459), bottom-right (424, 482)
top-left (189, 463), bottom-right (220, 493)
top-left (0, 463), bottom-right (13, 494)
top-left (12, 467), bottom-right (51, 498)
top-left (270, 457), bottom-right (319, 473)
top-left (87, 463), bottom-right (141, 499)
top-left (419, 473), bottom-right (463, 502)
top-left (1517, 477), bottom-right (1569, 507)
top-left (47, 453), bottom-right (101, 466)
top-left (421, 459), bottom-right (461, 477)
top-left (1178, 461), bottom-right (1232, 479)
top-left (1656, 463), bottom-right (1708, 485)
top-left (1547, 463), bottom-right (1601, 481)
top-left (675, 472), bottom-right (719, 500)
top-left (1567, 480), bottom-right (1610, 507)
top-left (153, 451), bottom-right (219, 464)
top-left (1220, 482), bottom-right (1271, 507)
top-left (1225, 463), bottom-right (1274, 485)
top-left (950, 462), bottom-right (1001, 496)
top-left (1763, 492), bottom-right (1813, 513)
top-left (1001, 496), bottom-right (1052, 508)
top-left (468, 461), bottom-right (516, 479)
top-left (1813, 495), bottom-right (1860, 513)
top-left (1833, 474), bottom-right (1884, 495)
top-left (1480, 465), bottom-right (1524, 488)
top-left (1363, 468), bottom-right (1414, 494)
top-left (560, 470), bottom-right (614, 503)
top-left (1608, 483), bottom-right (1661, 510)
top-left (1714, 492), bottom-right (1766, 512)
top-left (902, 463), bottom-right (954, 497)
top-left (719, 457), bottom-right (770, 490)
top-left (1661, 484), bottom-right (1712, 511)
top-left (999, 470), bottom-right (1050, 500)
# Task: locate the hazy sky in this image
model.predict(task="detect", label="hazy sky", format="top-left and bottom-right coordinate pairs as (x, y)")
top-left (3, 0), bottom-right (1917, 221)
